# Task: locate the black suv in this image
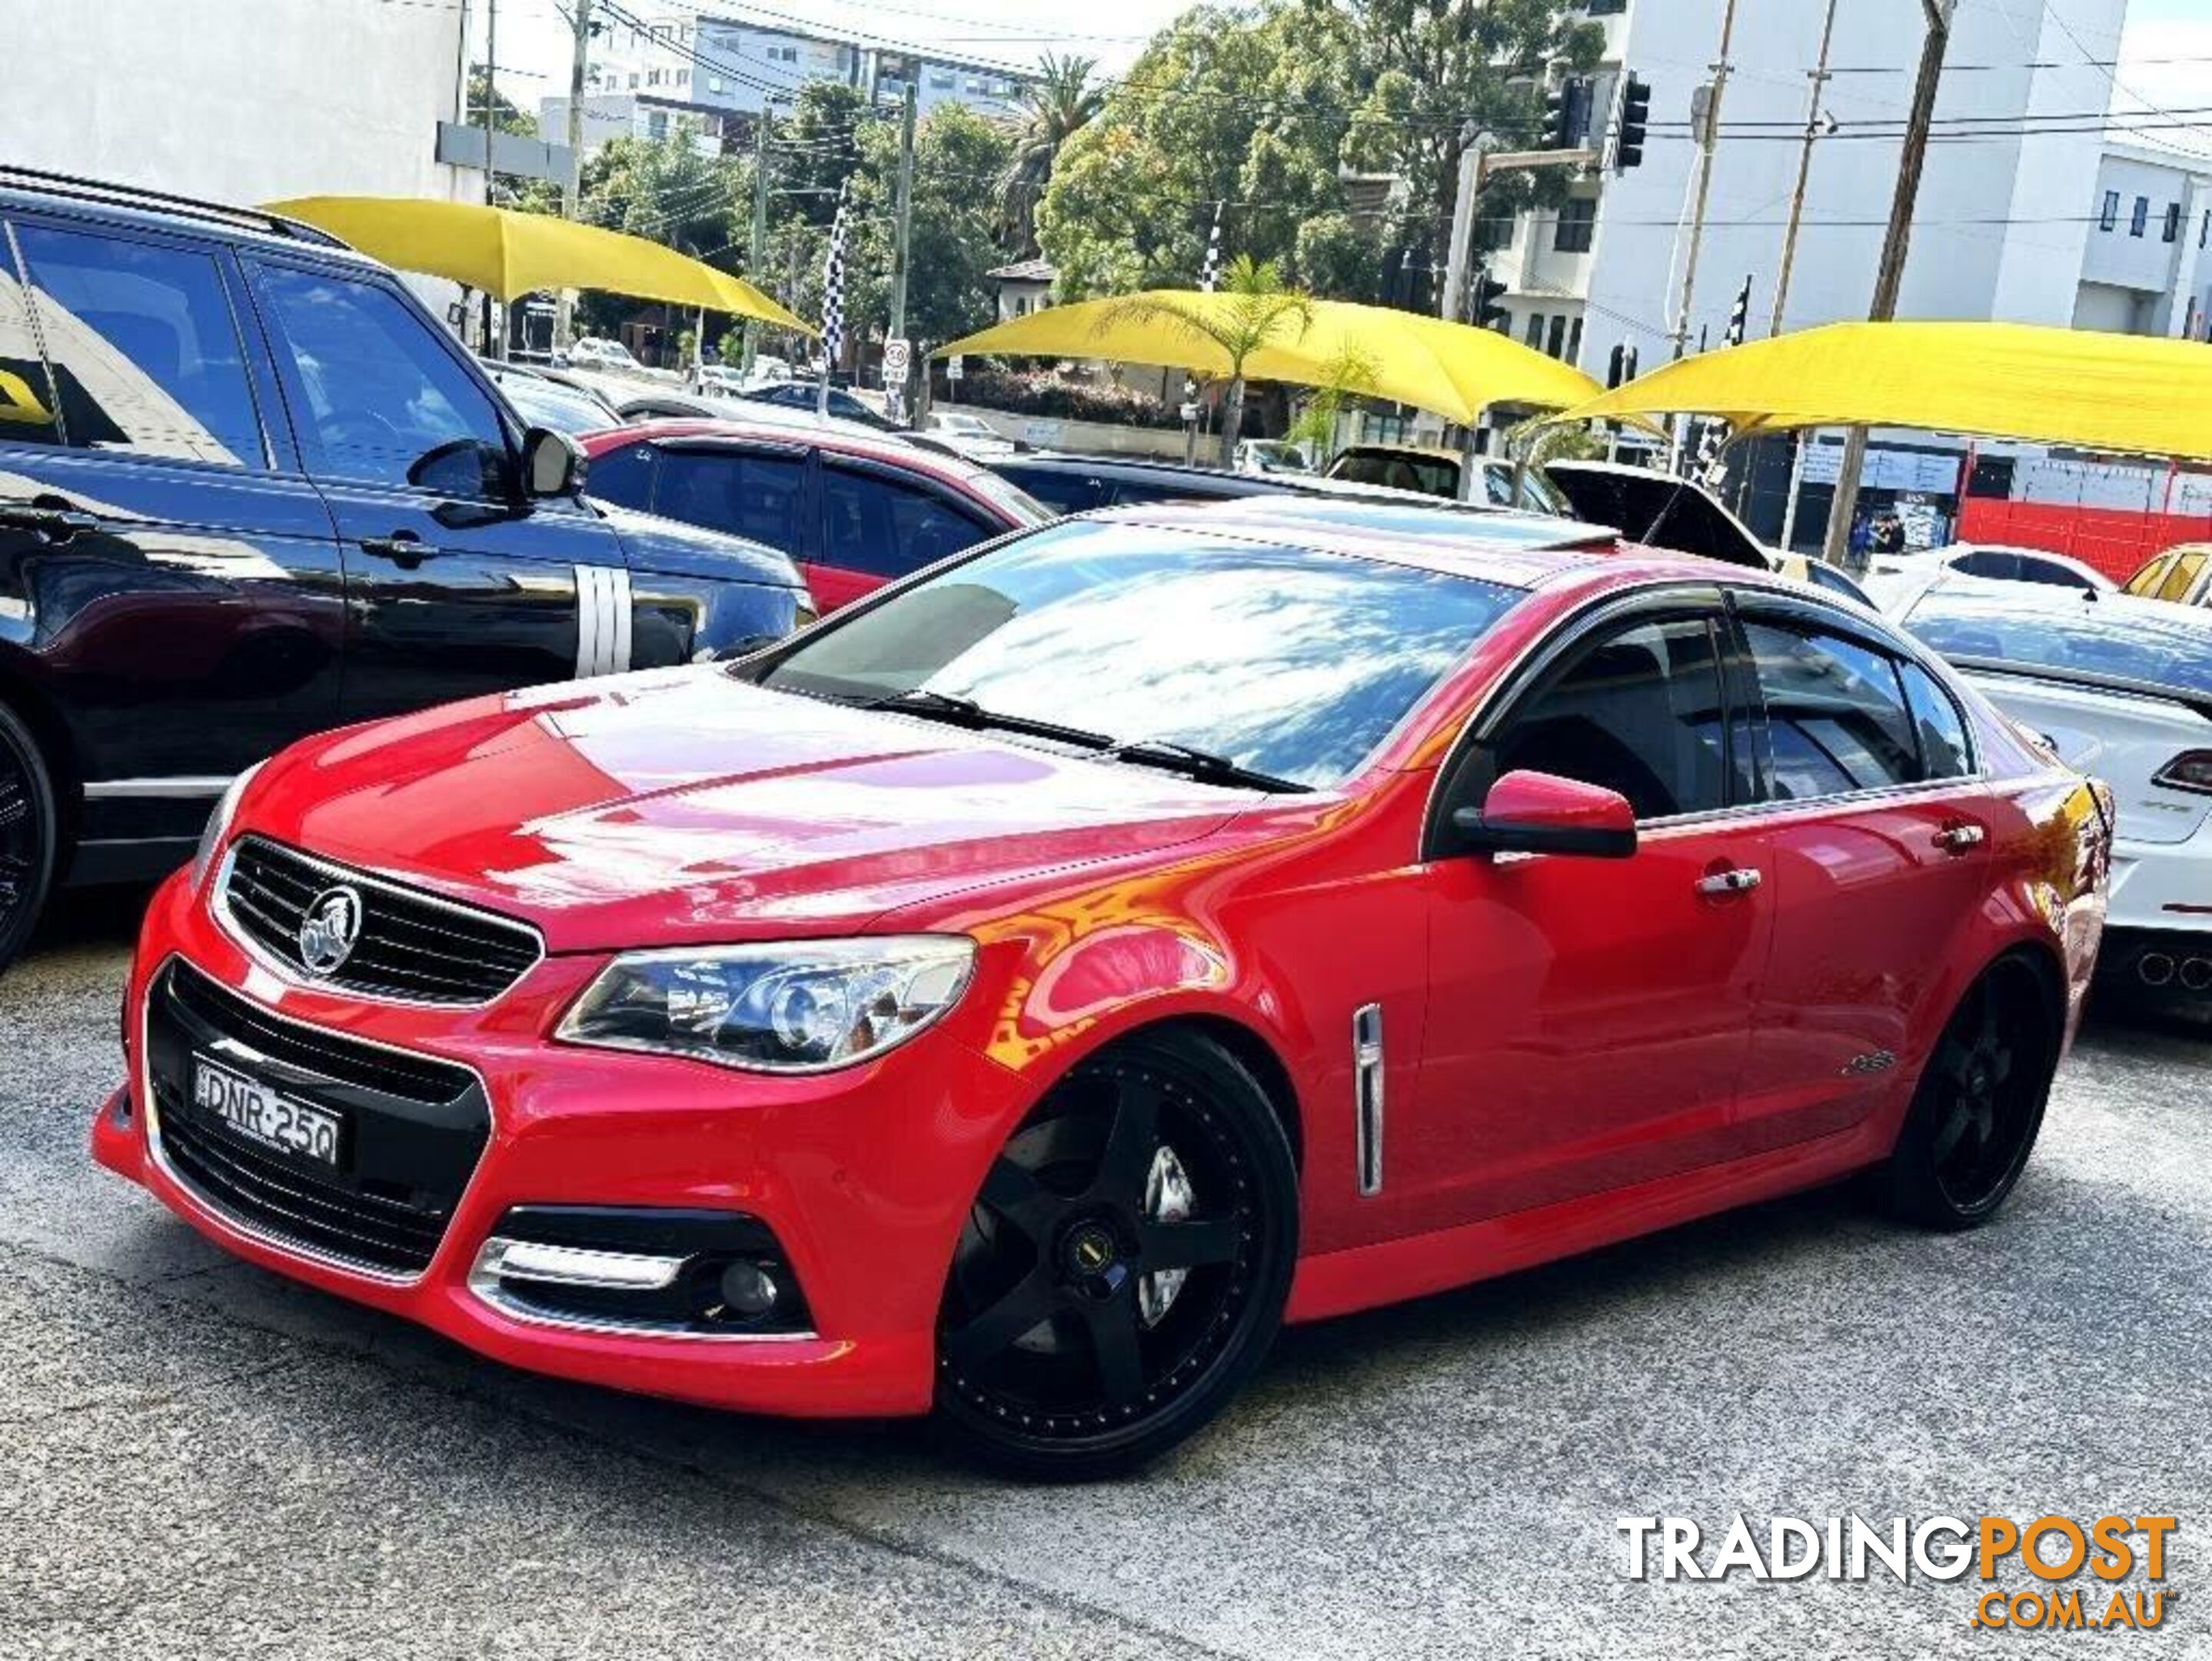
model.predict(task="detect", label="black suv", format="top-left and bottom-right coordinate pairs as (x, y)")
top-left (0, 169), bottom-right (810, 969)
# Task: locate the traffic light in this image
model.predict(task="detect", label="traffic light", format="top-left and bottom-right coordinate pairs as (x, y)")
top-left (1472, 268), bottom-right (1509, 331)
top-left (1616, 75), bottom-right (1652, 171)
top-left (1543, 78), bottom-right (1583, 150)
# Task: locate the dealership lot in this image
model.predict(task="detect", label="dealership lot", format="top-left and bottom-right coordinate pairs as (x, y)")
top-left (4, 894), bottom-right (2208, 1661)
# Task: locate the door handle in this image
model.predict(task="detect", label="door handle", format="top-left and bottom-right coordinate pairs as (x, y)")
top-left (358, 531), bottom-right (439, 568)
top-left (0, 501), bottom-right (98, 539)
top-left (1932, 823), bottom-right (1986, 854)
top-left (1695, 867), bottom-right (1762, 897)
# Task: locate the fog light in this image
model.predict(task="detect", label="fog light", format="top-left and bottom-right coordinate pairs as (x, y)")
top-left (719, 1260), bottom-right (780, 1318)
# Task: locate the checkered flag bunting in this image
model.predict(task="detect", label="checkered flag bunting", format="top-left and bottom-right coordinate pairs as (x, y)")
top-left (820, 184), bottom-right (849, 367)
top-left (1691, 275), bottom-right (1753, 487)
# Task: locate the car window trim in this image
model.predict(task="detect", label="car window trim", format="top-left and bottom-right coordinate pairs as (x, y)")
top-left (239, 250), bottom-right (524, 500)
top-left (2, 208), bottom-right (284, 474)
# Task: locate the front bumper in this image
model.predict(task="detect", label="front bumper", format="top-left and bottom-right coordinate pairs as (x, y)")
top-left (92, 870), bottom-right (1029, 1419)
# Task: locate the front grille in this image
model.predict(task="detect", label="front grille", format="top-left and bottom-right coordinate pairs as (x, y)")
top-left (221, 837), bottom-right (541, 1004)
top-left (146, 961), bottom-right (491, 1277)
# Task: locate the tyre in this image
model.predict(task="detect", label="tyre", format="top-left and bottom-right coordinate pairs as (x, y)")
top-left (1881, 954), bottom-right (2058, 1230)
top-left (0, 702), bottom-right (57, 977)
top-left (933, 1032), bottom-right (1299, 1480)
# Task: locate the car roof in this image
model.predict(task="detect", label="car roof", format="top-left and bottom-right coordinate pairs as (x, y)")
top-left (582, 415), bottom-right (996, 484)
top-left (0, 167), bottom-right (381, 266)
top-left (1096, 498), bottom-right (1763, 594)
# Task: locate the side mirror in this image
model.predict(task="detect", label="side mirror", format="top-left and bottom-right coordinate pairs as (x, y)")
top-left (1451, 769), bottom-right (1638, 859)
top-left (521, 426), bottom-right (585, 498)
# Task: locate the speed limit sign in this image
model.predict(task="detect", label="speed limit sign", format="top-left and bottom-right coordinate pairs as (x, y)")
top-left (882, 337), bottom-right (912, 384)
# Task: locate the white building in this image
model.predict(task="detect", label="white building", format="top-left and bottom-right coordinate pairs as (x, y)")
top-left (1, 0), bottom-right (476, 210)
top-left (2075, 143), bottom-right (2212, 338)
top-left (567, 5), bottom-right (1032, 130)
top-left (1488, 0), bottom-right (2136, 378)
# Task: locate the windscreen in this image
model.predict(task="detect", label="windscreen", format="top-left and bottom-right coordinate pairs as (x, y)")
top-left (757, 520), bottom-right (1523, 787)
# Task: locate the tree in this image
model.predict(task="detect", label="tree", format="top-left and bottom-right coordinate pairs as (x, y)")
top-left (1342, 0), bottom-right (1603, 269)
top-left (1103, 255), bottom-right (1314, 466)
top-left (1038, 4), bottom-right (1362, 297)
top-left (1038, 1), bottom-right (1604, 303)
top-left (564, 135), bottom-right (747, 343)
top-left (998, 53), bottom-right (1105, 257)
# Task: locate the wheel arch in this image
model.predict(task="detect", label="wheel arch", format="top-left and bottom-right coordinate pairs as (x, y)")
top-left (0, 648), bottom-right (78, 847)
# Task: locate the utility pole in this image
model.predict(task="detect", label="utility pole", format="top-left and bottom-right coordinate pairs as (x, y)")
top-left (742, 102), bottom-right (775, 374)
top-left (480, 0), bottom-right (500, 356)
top-left (1769, 0), bottom-right (1838, 337)
top-left (885, 75), bottom-right (920, 423)
top-left (1671, 0), bottom-right (1740, 359)
top-left (1821, 0), bottom-right (1955, 567)
top-left (554, 0), bottom-right (591, 353)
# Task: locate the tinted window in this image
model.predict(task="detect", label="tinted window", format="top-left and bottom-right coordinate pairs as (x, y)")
top-left (1496, 616), bottom-right (1738, 820)
top-left (14, 224), bottom-right (262, 467)
top-left (758, 521), bottom-right (1522, 788)
top-left (995, 464), bottom-right (1103, 517)
top-left (655, 448), bottom-right (804, 550)
top-left (2010, 555), bottom-right (2081, 588)
top-left (1804, 561), bottom-right (1874, 606)
top-left (1899, 660), bottom-right (1971, 779)
top-left (0, 228), bottom-right (62, 446)
top-left (252, 264), bottom-right (507, 495)
top-left (1744, 621), bottom-right (1920, 798)
top-left (822, 468), bottom-right (986, 578)
top-left (1904, 587), bottom-right (2212, 697)
top-left (580, 438), bottom-right (656, 509)
top-left (1952, 549), bottom-right (2015, 579)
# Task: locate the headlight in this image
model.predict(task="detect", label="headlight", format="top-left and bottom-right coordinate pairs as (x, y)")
top-left (189, 763), bottom-right (261, 891)
top-left (555, 937), bottom-right (976, 1073)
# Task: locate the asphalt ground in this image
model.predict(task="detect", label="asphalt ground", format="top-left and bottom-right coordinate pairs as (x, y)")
top-left (4, 886), bottom-right (2209, 1659)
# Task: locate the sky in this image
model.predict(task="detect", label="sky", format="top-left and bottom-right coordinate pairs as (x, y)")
top-left (478, 0), bottom-right (2212, 148)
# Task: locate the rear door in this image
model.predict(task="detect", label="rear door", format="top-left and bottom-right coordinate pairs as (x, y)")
top-left (817, 454), bottom-right (995, 610)
top-left (243, 257), bottom-right (625, 720)
top-left (1730, 596), bottom-right (1994, 1154)
top-left (0, 211), bottom-right (348, 864)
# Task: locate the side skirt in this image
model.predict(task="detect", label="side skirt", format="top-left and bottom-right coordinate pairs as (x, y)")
top-left (1284, 1119), bottom-right (1890, 1324)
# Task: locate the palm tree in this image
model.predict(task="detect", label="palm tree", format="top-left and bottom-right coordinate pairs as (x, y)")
top-left (999, 53), bottom-right (1103, 255)
top-left (1103, 255), bottom-right (1316, 469)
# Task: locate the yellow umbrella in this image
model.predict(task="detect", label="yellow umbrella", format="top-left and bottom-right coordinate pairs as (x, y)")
top-left (937, 292), bottom-right (1600, 424)
top-left (267, 195), bottom-right (809, 329)
top-left (1556, 320), bottom-right (2212, 461)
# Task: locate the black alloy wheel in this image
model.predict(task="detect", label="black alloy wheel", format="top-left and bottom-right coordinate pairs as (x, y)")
top-left (0, 704), bottom-right (57, 977)
top-left (1884, 956), bottom-right (2057, 1229)
top-left (934, 1034), bottom-right (1298, 1480)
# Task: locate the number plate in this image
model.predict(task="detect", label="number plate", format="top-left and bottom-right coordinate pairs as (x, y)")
top-left (191, 1057), bottom-right (343, 1169)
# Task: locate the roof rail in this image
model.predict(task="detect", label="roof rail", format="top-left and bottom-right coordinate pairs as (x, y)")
top-left (0, 166), bottom-right (347, 248)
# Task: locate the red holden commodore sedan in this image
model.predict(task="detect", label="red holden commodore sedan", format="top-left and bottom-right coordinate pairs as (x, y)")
top-left (92, 501), bottom-right (2111, 1477)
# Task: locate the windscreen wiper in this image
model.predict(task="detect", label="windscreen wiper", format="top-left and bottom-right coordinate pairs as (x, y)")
top-left (1105, 737), bottom-right (1312, 794)
top-left (869, 687), bottom-right (1114, 751)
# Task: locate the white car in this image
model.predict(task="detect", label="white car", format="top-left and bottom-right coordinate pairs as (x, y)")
top-left (926, 411), bottom-right (1017, 458)
top-left (1236, 439), bottom-right (1312, 476)
top-left (1864, 541), bottom-right (2115, 615)
top-left (1898, 576), bottom-right (2212, 1000)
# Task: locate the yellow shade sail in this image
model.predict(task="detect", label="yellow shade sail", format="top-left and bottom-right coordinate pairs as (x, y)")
top-left (266, 195), bottom-right (809, 329)
top-left (1558, 320), bottom-right (2212, 461)
top-left (937, 292), bottom-right (1602, 424)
